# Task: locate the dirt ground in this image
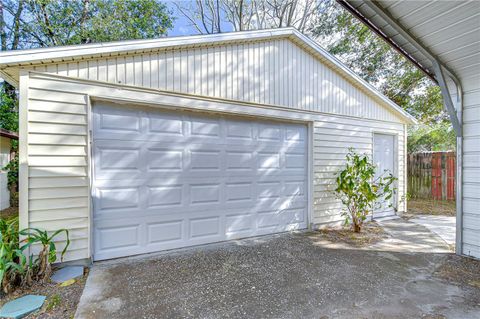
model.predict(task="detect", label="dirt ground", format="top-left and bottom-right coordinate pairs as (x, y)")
top-left (1, 207), bottom-right (87, 318)
top-left (0, 268), bottom-right (88, 319)
top-left (314, 221), bottom-right (389, 247)
top-left (435, 254), bottom-right (480, 289)
top-left (407, 199), bottom-right (456, 216)
top-left (0, 206), bottom-right (18, 221)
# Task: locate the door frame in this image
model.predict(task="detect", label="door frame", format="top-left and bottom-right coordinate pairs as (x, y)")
top-left (87, 96), bottom-right (314, 260)
top-left (372, 131), bottom-right (400, 216)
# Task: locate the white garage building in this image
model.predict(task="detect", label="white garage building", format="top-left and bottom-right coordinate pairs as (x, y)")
top-left (0, 28), bottom-right (414, 261)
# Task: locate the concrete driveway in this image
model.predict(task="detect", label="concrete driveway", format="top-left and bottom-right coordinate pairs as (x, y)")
top-left (75, 220), bottom-right (480, 319)
top-left (409, 215), bottom-right (456, 247)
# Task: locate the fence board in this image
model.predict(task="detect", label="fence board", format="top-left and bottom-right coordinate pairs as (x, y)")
top-left (408, 151), bottom-right (456, 200)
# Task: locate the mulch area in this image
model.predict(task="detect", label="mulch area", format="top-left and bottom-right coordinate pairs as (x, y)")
top-left (406, 199), bottom-right (456, 217)
top-left (315, 221), bottom-right (389, 248)
top-left (434, 254), bottom-right (480, 289)
top-left (0, 268), bottom-right (88, 319)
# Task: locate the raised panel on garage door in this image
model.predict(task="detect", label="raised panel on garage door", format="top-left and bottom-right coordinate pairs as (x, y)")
top-left (92, 102), bottom-right (308, 260)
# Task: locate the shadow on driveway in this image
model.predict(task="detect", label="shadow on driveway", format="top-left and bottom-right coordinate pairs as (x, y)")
top-left (75, 221), bottom-right (479, 319)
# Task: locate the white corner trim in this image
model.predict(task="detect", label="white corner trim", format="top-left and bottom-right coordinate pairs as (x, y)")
top-left (18, 71), bottom-right (29, 232)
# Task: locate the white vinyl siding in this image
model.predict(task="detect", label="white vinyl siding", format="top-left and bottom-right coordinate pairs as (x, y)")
top-left (462, 83), bottom-right (480, 258)
top-left (29, 39), bottom-right (404, 124)
top-left (313, 117), bottom-right (405, 224)
top-left (23, 72), bottom-right (407, 261)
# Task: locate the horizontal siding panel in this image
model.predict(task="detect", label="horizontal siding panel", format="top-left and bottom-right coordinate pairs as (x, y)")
top-left (28, 145), bottom-right (87, 156)
top-left (28, 100), bottom-right (87, 114)
top-left (29, 197), bottom-right (88, 211)
top-left (463, 198), bottom-right (480, 214)
top-left (30, 207), bottom-right (89, 222)
top-left (30, 187), bottom-right (88, 200)
top-left (29, 111), bottom-right (87, 125)
top-left (464, 183), bottom-right (480, 199)
top-left (28, 88), bottom-right (86, 104)
top-left (28, 134), bottom-right (87, 146)
top-left (28, 156), bottom-right (87, 167)
top-left (28, 122), bottom-right (86, 135)
top-left (29, 176), bottom-right (88, 188)
top-left (29, 166), bottom-right (87, 177)
top-left (463, 168), bottom-right (480, 183)
top-left (29, 217), bottom-right (88, 232)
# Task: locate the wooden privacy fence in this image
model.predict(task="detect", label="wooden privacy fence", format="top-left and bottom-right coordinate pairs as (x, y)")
top-left (408, 151), bottom-right (456, 200)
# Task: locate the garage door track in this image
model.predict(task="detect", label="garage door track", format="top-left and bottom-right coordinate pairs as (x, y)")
top-left (75, 221), bottom-right (480, 319)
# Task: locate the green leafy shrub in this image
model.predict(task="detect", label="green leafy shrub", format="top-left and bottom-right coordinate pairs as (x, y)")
top-left (335, 149), bottom-right (397, 233)
top-left (0, 218), bottom-right (70, 293)
top-left (0, 218), bottom-right (30, 293)
top-left (20, 228), bottom-right (70, 282)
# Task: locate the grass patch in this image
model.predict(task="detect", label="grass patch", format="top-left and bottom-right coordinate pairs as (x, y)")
top-left (407, 199), bottom-right (455, 216)
top-left (316, 221), bottom-right (389, 248)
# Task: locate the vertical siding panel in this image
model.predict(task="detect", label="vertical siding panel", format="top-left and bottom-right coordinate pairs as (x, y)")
top-left (258, 42), bottom-right (264, 104)
top-left (125, 56), bottom-right (134, 86)
top-left (186, 49), bottom-right (193, 94)
top-left (97, 59), bottom-right (107, 82)
top-left (78, 61), bottom-right (88, 80)
top-left (215, 46), bottom-right (220, 98)
top-left (238, 44), bottom-right (245, 101)
top-left (116, 56), bottom-right (125, 86)
top-left (173, 50), bottom-right (180, 92)
top-left (133, 55), bottom-right (142, 87)
top-left (192, 48), bottom-right (200, 96)
top-left (181, 49), bottom-right (188, 93)
top-left (142, 54), bottom-right (151, 88)
top-left (225, 45), bottom-right (232, 100)
top-left (67, 62), bottom-right (79, 77)
top-left (230, 45), bottom-right (236, 100)
top-left (150, 53), bottom-right (159, 89)
top-left (57, 63), bottom-right (68, 76)
top-left (87, 60), bottom-right (97, 81)
top-left (268, 41), bottom-right (274, 105)
top-left (107, 58), bottom-right (116, 83)
top-left (166, 50), bottom-right (174, 91)
top-left (276, 40), bottom-right (282, 106)
top-left (158, 51), bottom-right (166, 90)
top-left (201, 47), bottom-right (208, 97)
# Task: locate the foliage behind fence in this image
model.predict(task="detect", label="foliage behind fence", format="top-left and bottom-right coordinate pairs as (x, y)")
top-left (407, 151), bottom-right (455, 200)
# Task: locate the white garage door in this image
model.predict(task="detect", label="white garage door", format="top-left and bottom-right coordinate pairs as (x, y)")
top-left (92, 103), bottom-right (308, 260)
top-left (373, 133), bottom-right (396, 218)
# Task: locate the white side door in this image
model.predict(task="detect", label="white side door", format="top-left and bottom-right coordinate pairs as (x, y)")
top-left (373, 133), bottom-right (396, 218)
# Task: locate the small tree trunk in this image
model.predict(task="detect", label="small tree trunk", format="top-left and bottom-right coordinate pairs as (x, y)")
top-left (353, 222), bottom-right (361, 233)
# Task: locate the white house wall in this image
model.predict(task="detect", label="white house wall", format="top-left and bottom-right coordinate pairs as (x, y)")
top-left (29, 38), bottom-right (404, 124)
top-left (21, 72), bottom-right (406, 262)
